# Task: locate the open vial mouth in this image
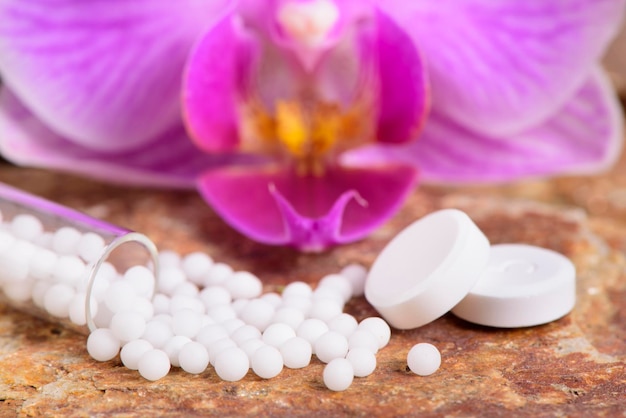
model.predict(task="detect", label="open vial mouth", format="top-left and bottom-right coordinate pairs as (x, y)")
top-left (0, 183), bottom-right (159, 334)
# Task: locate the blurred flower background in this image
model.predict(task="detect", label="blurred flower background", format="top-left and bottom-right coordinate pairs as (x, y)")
top-left (0, 0), bottom-right (624, 250)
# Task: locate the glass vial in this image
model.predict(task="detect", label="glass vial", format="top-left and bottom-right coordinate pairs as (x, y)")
top-left (0, 182), bottom-right (159, 334)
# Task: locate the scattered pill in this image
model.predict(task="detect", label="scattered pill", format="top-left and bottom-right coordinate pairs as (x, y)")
top-left (407, 343), bottom-right (441, 376)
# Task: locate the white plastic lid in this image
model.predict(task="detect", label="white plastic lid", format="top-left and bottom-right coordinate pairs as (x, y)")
top-left (364, 209), bottom-right (491, 329)
top-left (451, 244), bottom-right (576, 327)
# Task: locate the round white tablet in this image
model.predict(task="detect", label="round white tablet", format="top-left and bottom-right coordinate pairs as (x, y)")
top-left (451, 244), bottom-right (576, 327)
top-left (138, 349), bottom-right (171, 381)
top-left (365, 209), bottom-right (490, 329)
top-left (323, 358), bottom-right (354, 391)
top-left (407, 343), bottom-right (441, 376)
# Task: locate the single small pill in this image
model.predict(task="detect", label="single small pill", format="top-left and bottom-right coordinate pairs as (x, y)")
top-left (231, 324), bottom-right (262, 345)
top-left (157, 267), bottom-right (187, 295)
top-left (231, 299), bottom-right (249, 315)
top-left (221, 318), bottom-right (246, 334)
top-left (214, 347), bottom-right (249, 382)
top-left (323, 358), bottom-right (354, 392)
top-left (138, 349), bottom-right (171, 381)
top-left (181, 252), bottom-right (214, 285)
top-left (251, 345), bottom-right (283, 379)
top-left (199, 286), bottom-right (232, 308)
top-left (172, 281), bottom-right (199, 297)
top-left (170, 294), bottom-right (205, 314)
top-left (171, 309), bottom-right (202, 338)
top-left (31, 281), bottom-right (51, 308)
top-left (142, 320), bottom-right (173, 348)
top-left (263, 323), bottom-right (296, 347)
top-left (104, 281), bottom-right (136, 313)
top-left (318, 274), bottom-right (353, 302)
top-left (327, 313), bottom-right (359, 337)
top-left (348, 330), bottom-right (379, 354)
top-left (158, 250), bottom-right (181, 268)
top-left (2, 279), bottom-right (34, 302)
top-left (124, 265), bottom-right (155, 299)
top-left (239, 299), bottom-right (275, 331)
top-left (132, 297), bottom-right (155, 321)
top-left (226, 271), bottom-right (263, 300)
top-left (163, 335), bottom-right (192, 367)
top-left (77, 232), bottom-right (106, 263)
top-left (110, 311), bottom-right (147, 343)
top-left (281, 281), bottom-right (313, 299)
top-left (296, 318), bottom-right (329, 346)
top-left (314, 331), bottom-right (349, 363)
top-left (152, 294), bottom-right (170, 314)
top-left (43, 283), bottom-right (75, 318)
top-left (207, 304), bottom-right (236, 323)
top-left (340, 263), bottom-right (368, 297)
top-left (121, 339), bottom-right (153, 370)
top-left (52, 255), bottom-right (87, 287)
top-left (0, 255), bottom-right (28, 284)
top-left (0, 230), bottom-right (16, 253)
top-left (271, 307), bottom-right (305, 330)
top-left (28, 247), bottom-right (58, 281)
top-left (51, 226), bottom-right (82, 255)
top-left (11, 214), bottom-right (43, 241)
top-left (261, 292), bottom-right (282, 308)
top-left (407, 343), bottom-right (441, 376)
top-left (208, 338), bottom-right (237, 366)
top-left (203, 262), bottom-right (233, 286)
top-left (311, 287), bottom-right (344, 307)
top-left (87, 328), bottom-right (121, 362)
top-left (178, 341), bottom-right (210, 374)
top-left (358, 317), bottom-right (391, 349)
top-left (281, 295), bottom-right (312, 314)
top-left (346, 348), bottom-right (377, 377)
top-left (279, 337), bottom-right (312, 369)
top-left (307, 299), bottom-right (343, 323)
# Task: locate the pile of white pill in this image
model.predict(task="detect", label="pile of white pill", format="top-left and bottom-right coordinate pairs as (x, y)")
top-left (0, 209), bottom-right (441, 391)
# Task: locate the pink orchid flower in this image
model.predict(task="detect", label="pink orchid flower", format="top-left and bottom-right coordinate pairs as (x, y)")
top-left (0, 1), bottom-right (623, 251)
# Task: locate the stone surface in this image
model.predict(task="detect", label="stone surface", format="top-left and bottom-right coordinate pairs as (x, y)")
top-left (1, 147), bottom-right (625, 416)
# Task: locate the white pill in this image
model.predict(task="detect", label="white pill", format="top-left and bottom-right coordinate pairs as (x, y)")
top-left (451, 244), bottom-right (577, 328)
top-left (231, 325), bottom-right (262, 345)
top-left (340, 263), bottom-right (368, 297)
top-left (131, 297), bottom-right (155, 321)
top-left (110, 311), bottom-right (147, 343)
top-left (263, 323), bottom-right (296, 348)
top-left (2, 279), bottom-right (33, 302)
top-left (203, 262), bottom-right (233, 286)
top-left (158, 250), bottom-right (181, 268)
top-left (207, 304), bottom-right (236, 323)
top-left (271, 307), bottom-right (305, 330)
top-left (33, 231), bottom-right (53, 248)
top-left (307, 299), bottom-right (343, 322)
top-left (68, 292), bottom-right (98, 326)
top-left (199, 286), bottom-right (232, 308)
top-left (121, 339), bottom-right (153, 370)
top-left (31, 280), bottom-right (51, 308)
top-left (170, 294), bottom-right (205, 314)
top-left (214, 347), bottom-right (249, 382)
top-left (261, 292), bottom-right (282, 308)
top-left (318, 274), bottom-right (353, 303)
top-left (311, 286), bottom-right (344, 307)
top-left (87, 328), bottom-right (120, 362)
top-left (221, 318), bottom-right (246, 334)
top-left (43, 283), bottom-right (75, 318)
top-left (323, 358), bottom-right (354, 391)
top-left (314, 331), bottom-right (349, 363)
top-left (181, 252), bottom-right (214, 286)
top-left (239, 339), bottom-right (265, 358)
top-left (226, 271), bottom-right (263, 300)
top-left (123, 265), bottom-right (155, 299)
top-left (152, 293), bottom-right (170, 314)
top-left (104, 281), bottom-right (136, 313)
top-left (346, 348), bottom-right (376, 377)
top-left (208, 338), bottom-right (237, 366)
top-left (407, 343), bottom-right (441, 376)
top-left (52, 227), bottom-right (82, 255)
top-left (0, 230), bottom-right (16, 253)
top-left (157, 267), bottom-right (186, 295)
top-left (239, 299), bottom-right (275, 331)
top-left (231, 298), bottom-right (249, 315)
top-left (172, 309), bottom-right (202, 338)
top-left (281, 281), bottom-right (313, 299)
top-left (251, 345), bottom-right (283, 379)
top-left (138, 349), bottom-right (171, 381)
top-left (28, 248), bottom-right (58, 281)
top-left (296, 318), bottom-right (329, 346)
top-left (196, 324), bottom-right (229, 348)
top-left (163, 335), bottom-right (192, 367)
top-left (279, 337), bottom-right (312, 369)
top-left (52, 255), bottom-right (86, 287)
top-left (358, 317), bottom-right (391, 349)
top-left (178, 341), bottom-right (210, 374)
top-left (281, 295), bottom-right (312, 314)
top-left (172, 281), bottom-right (199, 297)
top-left (0, 252), bottom-right (29, 283)
top-left (93, 302), bottom-right (115, 329)
top-left (348, 330), bottom-right (379, 354)
top-left (77, 232), bottom-right (106, 263)
top-left (327, 313), bottom-right (358, 337)
top-left (11, 214), bottom-right (43, 241)
top-left (142, 320), bottom-right (173, 348)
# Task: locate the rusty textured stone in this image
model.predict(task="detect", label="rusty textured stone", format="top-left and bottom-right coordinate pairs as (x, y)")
top-left (1, 148), bottom-right (625, 417)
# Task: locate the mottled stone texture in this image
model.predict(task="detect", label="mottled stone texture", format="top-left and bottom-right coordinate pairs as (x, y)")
top-left (0, 148), bottom-right (625, 417)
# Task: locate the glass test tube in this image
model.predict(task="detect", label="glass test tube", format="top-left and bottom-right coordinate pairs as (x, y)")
top-left (0, 182), bottom-right (159, 334)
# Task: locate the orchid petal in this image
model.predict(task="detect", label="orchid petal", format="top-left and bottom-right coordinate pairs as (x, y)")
top-left (377, 0), bottom-right (625, 137)
top-left (342, 69), bottom-right (623, 182)
top-left (197, 163), bottom-right (418, 250)
top-left (0, 89), bottom-right (248, 188)
top-left (0, 0), bottom-right (229, 152)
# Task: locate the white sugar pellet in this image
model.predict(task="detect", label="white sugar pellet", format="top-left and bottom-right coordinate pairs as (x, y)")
top-left (52, 255), bottom-right (86, 287)
top-left (0, 255), bottom-right (28, 284)
top-left (33, 231), bottom-right (53, 248)
top-left (43, 283), bottom-right (75, 318)
top-left (239, 299), bottom-right (275, 331)
top-left (199, 286), bottom-right (232, 308)
top-left (163, 335), bottom-right (192, 367)
top-left (214, 347), bottom-right (249, 382)
top-left (152, 294), bottom-right (171, 314)
top-left (323, 358), bottom-right (354, 391)
top-left (207, 304), bottom-right (237, 323)
top-left (297, 318), bottom-right (329, 346)
top-left (318, 274), bottom-right (353, 303)
top-left (138, 349), bottom-right (171, 381)
top-left (230, 324), bottom-right (262, 345)
top-left (346, 348), bottom-right (377, 377)
top-left (142, 320), bottom-right (173, 348)
top-left (170, 294), bottom-right (205, 315)
top-left (158, 250), bottom-right (181, 269)
top-left (121, 339), bottom-right (153, 370)
top-left (251, 345), bottom-right (283, 379)
top-left (221, 318), bottom-right (246, 334)
top-left (239, 339), bottom-right (265, 358)
top-left (307, 299), bottom-right (343, 322)
top-left (110, 311), bottom-right (147, 343)
top-left (358, 317), bottom-right (391, 349)
top-left (157, 267), bottom-right (186, 295)
top-left (181, 252), bottom-right (213, 286)
top-left (0, 230), bottom-right (15, 254)
top-left (93, 302), bottom-right (115, 328)
top-left (196, 324), bottom-right (229, 348)
top-left (226, 271), bottom-right (263, 300)
top-left (123, 265), bottom-right (155, 299)
top-left (104, 281), bottom-right (136, 313)
top-left (340, 264), bottom-right (368, 297)
top-left (263, 323), bottom-right (296, 348)
top-left (2, 279), bottom-right (33, 302)
top-left (348, 330), bottom-right (379, 354)
top-left (68, 293), bottom-right (98, 326)
top-left (311, 287), bottom-right (345, 307)
top-left (11, 214), bottom-right (43, 241)
top-left (407, 343), bottom-right (441, 376)
top-left (172, 281), bottom-right (199, 297)
top-left (203, 262), bottom-right (233, 286)
top-left (153, 313), bottom-right (173, 325)
top-left (178, 341), bottom-right (210, 374)
top-left (231, 298), bottom-right (249, 315)
top-left (77, 232), bottom-right (106, 263)
top-left (261, 292), bottom-right (282, 308)
top-left (208, 338), bottom-right (237, 366)
top-left (172, 309), bottom-right (202, 338)
top-left (31, 280), bottom-right (51, 308)
top-left (51, 226), bottom-right (82, 255)
top-left (279, 337), bottom-right (312, 369)
top-left (327, 313), bottom-right (358, 337)
top-left (281, 295), bottom-right (312, 314)
top-left (282, 281), bottom-right (313, 299)
top-left (271, 307), bottom-right (305, 330)
top-left (28, 248), bottom-right (58, 281)
top-left (200, 314), bottom-right (214, 327)
top-left (87, 328), bottom-right (121, 362)
top-left (314, 331), bottom-right (349, 363)
top-left (132, 297), bottom-right (155, 321)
